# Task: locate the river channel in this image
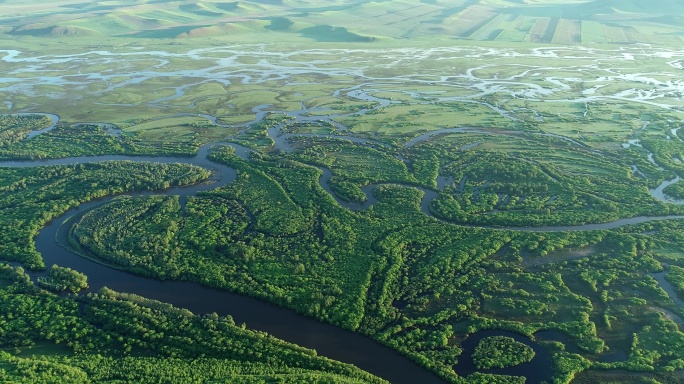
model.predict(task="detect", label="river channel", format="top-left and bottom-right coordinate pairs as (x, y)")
top-left (4, 43), bottom-right (684, 383)
top-left (457, 330), bottom-right (554, 383)
top-left (4, 95), bottom-right (684, 383)
top-left (3, 142), bottom-right (447, 384)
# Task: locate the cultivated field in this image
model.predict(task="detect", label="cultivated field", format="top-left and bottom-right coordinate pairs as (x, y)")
top-left (1, 0), bottom-right (684, 44)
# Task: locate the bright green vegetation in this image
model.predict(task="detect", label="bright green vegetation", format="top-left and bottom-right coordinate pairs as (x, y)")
top-left (0, 354), bottom-right (380, 384)
top-left (0, 123), bottom-right (197, 160)
top-left (3, 1), bottom-right (684, 383)
top-left (0, 154), bottom-right (384, 382)
top-left (472, 336), bottom-right (535, 369)
top-left (663, 183), bottom-right (684, 200)
top-left (572, 370), bottom-right (684, 384)
top-left (0, 114), bottom-right (53, 146)
top-left (425, 146), bottom-right (678, 227)
top-left (296, 143), bottom-right (416, 186)
top-left (72, 151), bottom-right (375, 329)
top-left (666, 266), bottom-right (684, 297)
top-left (70, 147), bottom-right (684, 382)
top-left (36, 265), bottom-right (88, 293)
top-left (0, 162), bottom-right (211, 269)
top-left (0, 265), bottom-right (384, 384)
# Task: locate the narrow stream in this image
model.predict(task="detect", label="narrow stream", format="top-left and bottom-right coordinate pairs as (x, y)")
top-left (650, 175), bottom-right (684, 205)
top-left (4, 94), bottom-right (684, 383)
top-left (457, 330), bottom-right (553, 383)
top-left (3, 113), bottom-right (60, 139)
top-left (41, 206), bottom-right (446, 384)
top-left (651, 270), bottom-right (684, 308)
top-left (2, 143), bottom-right (446, 384)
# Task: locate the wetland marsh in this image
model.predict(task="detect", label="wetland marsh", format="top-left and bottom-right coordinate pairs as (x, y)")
top-left (2, 1), bottom-right (684, 383)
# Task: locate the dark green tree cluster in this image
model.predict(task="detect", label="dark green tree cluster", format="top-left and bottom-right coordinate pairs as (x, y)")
top-left (0, 122), bottom-right (197, 160)
top-left (0, 161), bottom-right (211, 268)
top-left (471, 336), bottom-right (535, 369)
top-left (330, 178), bottom-right (367, 203)
top-left (4, 111), bottom-right (684, 384)
top-left (0, 114), bottom-right (53, 146)
top-left (0, 265), bottom-right (384, 383)
top-left (37, 265), bottom-right (88, 293)
top-left (666, 265), bottom-right (684, 297)
top-left (663, 182), bottom-right (684, 200)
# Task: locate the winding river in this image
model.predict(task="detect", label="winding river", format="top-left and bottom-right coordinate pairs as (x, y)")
top-left (457, 330), bottom-right (554, 383)
top-left (3, 43), bottom-right (684, 383)
top-left (2, 142), bottom-right (446, 384)
top-left (4, 101), bottom-right (684, 383)
top-left (20, 113), bottom-right (59, 138)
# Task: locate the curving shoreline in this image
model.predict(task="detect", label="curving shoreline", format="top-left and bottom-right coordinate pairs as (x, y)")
top-left (3, 106), bottom-right (684, 383)
top-left (3, 43), bottom-right (684, 383)
top-left (19, 147), bottom-right (446, 384)
top-left (5, 110), bottom-right (684, 245)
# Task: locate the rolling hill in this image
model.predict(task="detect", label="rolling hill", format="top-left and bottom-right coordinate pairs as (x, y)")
top-left (0, 0), bottom-right (684, 45)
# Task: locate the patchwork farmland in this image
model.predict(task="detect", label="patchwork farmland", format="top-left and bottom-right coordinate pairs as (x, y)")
top-left (1, 0), bottom-right (684, 44)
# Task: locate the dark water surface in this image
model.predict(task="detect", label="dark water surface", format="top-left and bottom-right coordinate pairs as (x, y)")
top-left (5, 145), bottom-right (445, 384)
top-left (5, 111), bottom-right (684, 383)
top-left (37, 208), bottom-right (445, 384)
top-left (457, 330), bottom-right (554, 383)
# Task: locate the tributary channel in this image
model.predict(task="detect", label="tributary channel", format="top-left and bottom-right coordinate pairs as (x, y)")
top-left (3, 109), bottom-right (684, 383)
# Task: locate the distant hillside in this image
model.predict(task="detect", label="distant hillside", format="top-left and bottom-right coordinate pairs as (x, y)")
top-left (1, 0), bottom-right (683, 45)
top-left (10, 24), bottom-right (96, 36)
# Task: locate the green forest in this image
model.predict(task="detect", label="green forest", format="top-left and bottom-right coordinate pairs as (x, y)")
top-left (1, 1), bottom-right (684, 383)
top-left (472, 336), bottom-right (535, 369)
top-left (0, 265), bottom-right (383, 383)
top-left (32, 125), bottom-right (684, 383)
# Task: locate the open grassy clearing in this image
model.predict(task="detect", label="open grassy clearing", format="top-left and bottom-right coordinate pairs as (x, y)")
top-left (338, 103), bottom-right (517, 138)
top-left (123, 116), bottom-right (238, 144)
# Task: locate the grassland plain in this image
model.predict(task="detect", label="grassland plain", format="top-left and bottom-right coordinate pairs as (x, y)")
top-left (2, 1), bottom-right (684, 383)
